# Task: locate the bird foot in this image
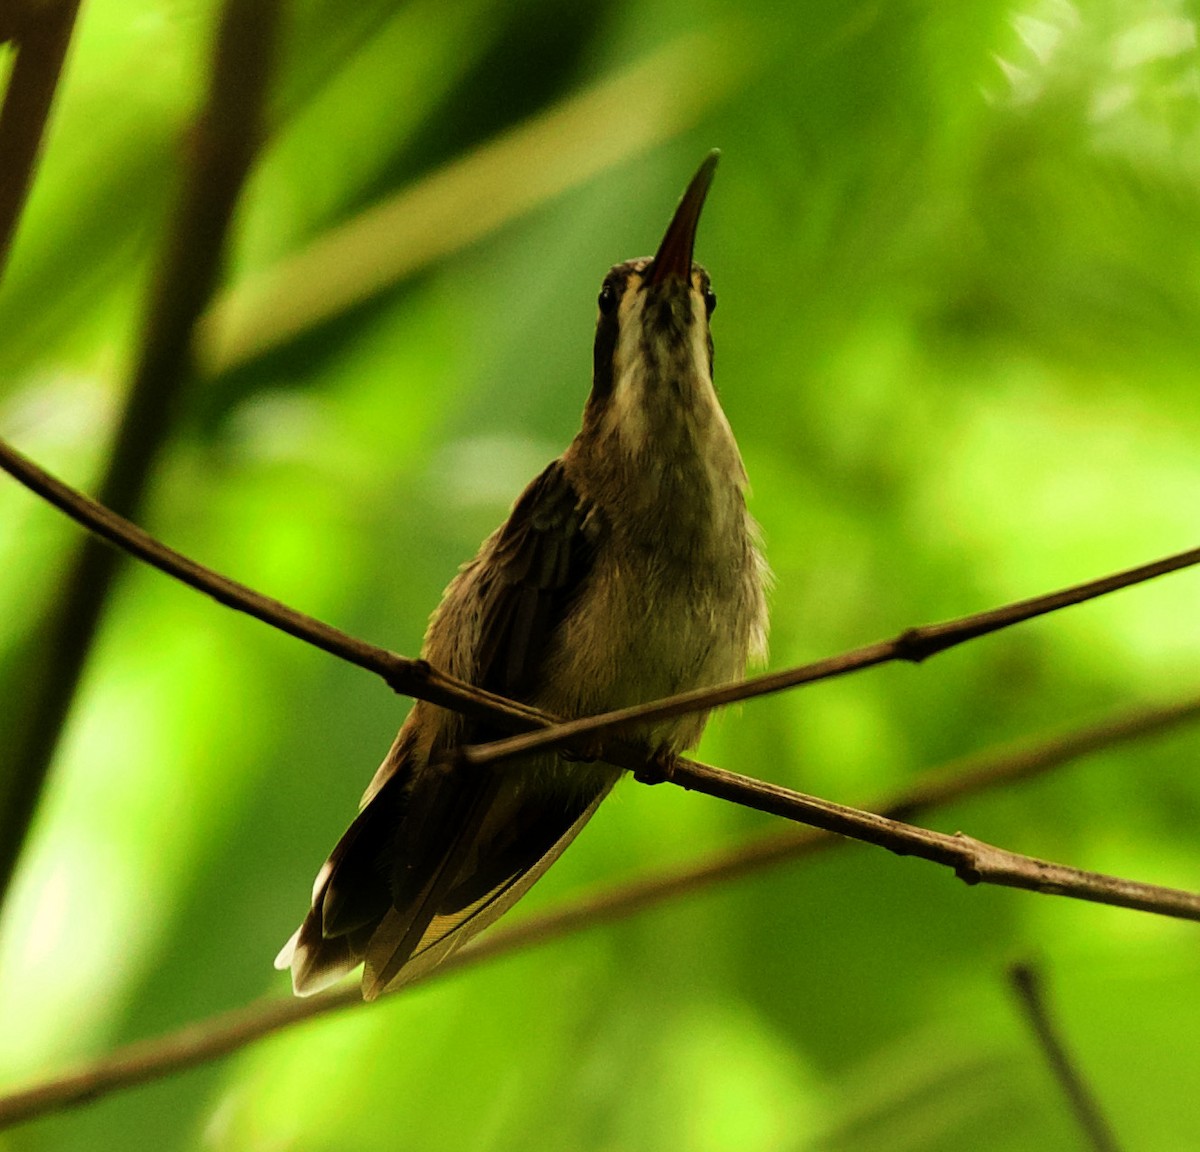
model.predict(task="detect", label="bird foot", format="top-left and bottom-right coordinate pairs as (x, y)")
top-left (633, 749), bottom-right (678, 786)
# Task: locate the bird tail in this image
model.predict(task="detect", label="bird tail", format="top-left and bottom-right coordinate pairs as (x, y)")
top-left (274, 778), bottom-right (401, 995)
top-left (276, 747), bottom-right (617, 999)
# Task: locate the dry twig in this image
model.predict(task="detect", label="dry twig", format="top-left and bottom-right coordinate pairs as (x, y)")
top-left (0, 694), bottom-right (1195, 1129)
top-left (460, 542), bottom-right (1200, 770)
top-left (2, 434), bottom-right (1200, 924)
top-left (1009, 963), bottom-right (1124, 1152)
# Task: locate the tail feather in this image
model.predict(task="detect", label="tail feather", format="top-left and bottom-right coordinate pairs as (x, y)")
top-left (276, 768), bottom-right (409, 996)
top-left (274, 919), bottom-right (365, 997)
top-left (362, 775), bottom-right (614, 998)
top-left (277, 752), bottom-right (616, 999)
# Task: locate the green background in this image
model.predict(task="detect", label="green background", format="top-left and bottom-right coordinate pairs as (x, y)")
top-left (2, 0), bottom-right (1200, 1147)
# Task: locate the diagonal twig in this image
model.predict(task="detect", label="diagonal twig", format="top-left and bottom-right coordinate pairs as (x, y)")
top-left (4, 430), bottom-right (1198, 771)
top-left (459, 542), bottom-right (1200, 770)
top-left (1009, 963), bottom-right (1124, 1152)
top-left (3, 435), bottom-right (1200, 921)
top-left (1, 691), bottom-right (1196, 1129)
top-left (0, 434), bottom-right (548, 729)
top-left (662, 756), bottom-right (1200, 920)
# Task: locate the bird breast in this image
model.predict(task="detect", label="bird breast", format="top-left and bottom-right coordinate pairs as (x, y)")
top-left (543, 431), bottom-right (765, 753)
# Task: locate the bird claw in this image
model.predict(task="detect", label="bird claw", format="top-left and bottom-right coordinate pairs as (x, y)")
top-left (634, 749), bottom-right (677, 786)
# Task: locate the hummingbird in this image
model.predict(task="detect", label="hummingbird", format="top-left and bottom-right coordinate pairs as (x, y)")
top-left (276, 151), bottom-right (769, 1000)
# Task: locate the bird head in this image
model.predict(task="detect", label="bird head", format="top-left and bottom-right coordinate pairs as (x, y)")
top-left (583, 151), bottom-right (723, 456)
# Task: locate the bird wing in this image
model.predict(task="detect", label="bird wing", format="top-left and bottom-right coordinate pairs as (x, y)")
top-left (472, 456), bottom-right (597, 701)
top-left (287, 458), bottom-right (609, 998)
top-left (358, 458), bottom-right (605, 997)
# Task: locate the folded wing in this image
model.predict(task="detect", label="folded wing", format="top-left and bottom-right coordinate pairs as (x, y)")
top-left (279, 459), bottom-right (609, 997)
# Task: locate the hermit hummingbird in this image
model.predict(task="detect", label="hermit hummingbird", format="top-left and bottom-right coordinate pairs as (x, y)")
top-left (276, 151), bottom-right (769, 999)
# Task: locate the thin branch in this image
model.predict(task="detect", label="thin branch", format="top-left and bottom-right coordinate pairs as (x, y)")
top-left (0, 0), bottom-right (283, 905)
top-left (457, 699), bottom-right (1200, 958)
top-left (659, 756), bottom-right (1200, 920)
top-left (460, 543), bottom-right (1200, 770)
top-left (0, 435), bottom-right (548, 730)
top-left (2, 691), bottom-right (1196, 1129)
top-left (1009, 963), bottom-right (1124, 1152)
top-left (0, 0), bottom-right (81, 279)
top-left (4, 433), bottom-right (1200, 922)
top-left (5, 429), bottom-right (1199, 783)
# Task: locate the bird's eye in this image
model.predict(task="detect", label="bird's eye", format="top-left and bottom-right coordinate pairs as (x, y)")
top-left (703, 287), bottom-right (717, 316)
top-left (597, 282), bottom-right (618, 316)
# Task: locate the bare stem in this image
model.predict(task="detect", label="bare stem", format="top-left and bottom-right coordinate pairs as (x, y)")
top-left (0, 0), bottom-right (282, 907)
top-left (5, 429), bottom-right (1199, 787)
top-left (660, 755), bottom-right (1200, 921)
top-left (0, 435), bottom-right (547, 730)
top-left (461, 544), bottom-right (1200, 769)
top-left (3, 433), bottom-right (1200, 921)
top-left (1, 692), bottom-right (1194, 1129)
top-left (1009, 963), bottom-right (1124, 1152)
top-left (0, 0), bottom-right (82, 278)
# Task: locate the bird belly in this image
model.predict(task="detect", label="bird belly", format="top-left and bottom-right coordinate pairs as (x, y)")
top-left (532, 545), bottom-right (753, 757)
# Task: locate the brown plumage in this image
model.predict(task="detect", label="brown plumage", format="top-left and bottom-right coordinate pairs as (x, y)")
top-left (276, 152), bottom-right (769, 1000)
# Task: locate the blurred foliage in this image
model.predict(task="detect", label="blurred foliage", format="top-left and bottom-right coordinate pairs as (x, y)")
top-left (2, 0), bottom-right (1200, 1148)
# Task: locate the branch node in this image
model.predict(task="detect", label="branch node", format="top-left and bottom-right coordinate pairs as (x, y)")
top-left (949, 830), bottom-right (984, 884)
top-left (954, 862), bottom-right (983, 886)
top-left (379, 654), bottom-right (411, 694)
top-left (893, 627), bottom-right (932, 663)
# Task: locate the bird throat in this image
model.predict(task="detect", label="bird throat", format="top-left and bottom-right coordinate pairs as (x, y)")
top-left (587, 302), bottom-right (744, 558)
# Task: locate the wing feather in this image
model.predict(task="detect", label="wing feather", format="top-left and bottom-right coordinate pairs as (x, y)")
top-left (332, 458), bottom-right (606, 997)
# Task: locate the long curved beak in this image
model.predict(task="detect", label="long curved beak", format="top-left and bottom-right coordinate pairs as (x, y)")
top-left (647, 150), bottom-right (719, 286)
